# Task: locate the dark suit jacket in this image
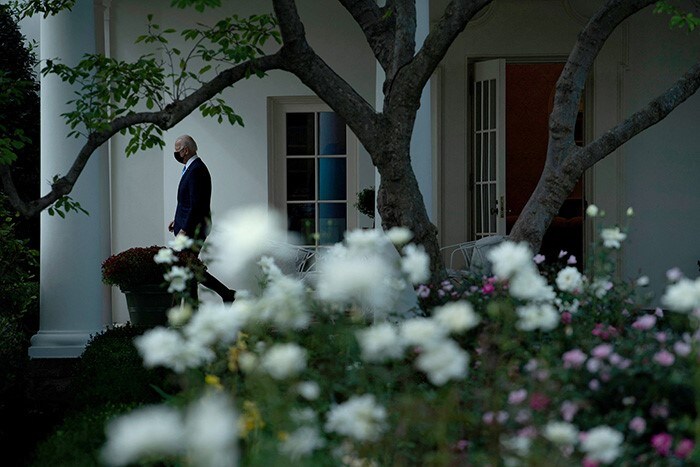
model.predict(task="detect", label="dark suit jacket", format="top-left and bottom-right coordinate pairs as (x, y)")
top-left (174, 157), bottom-right (212, 240)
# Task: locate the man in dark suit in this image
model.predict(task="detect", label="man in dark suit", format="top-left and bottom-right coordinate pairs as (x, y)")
top-left (169, 135), bottom-right (236, 303)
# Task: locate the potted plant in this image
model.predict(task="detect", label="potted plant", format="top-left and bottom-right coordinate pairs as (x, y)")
top-left (101, 246), bottom-right (203, 327)
top-left (354, 186), bottom-right (375, 227)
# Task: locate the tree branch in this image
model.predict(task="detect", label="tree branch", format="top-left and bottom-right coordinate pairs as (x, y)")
top-left (1, 52), bottom-right (284, 218)
top-left (273, 0), bottom-right (380, 152)
top-left (387, 0), bottom-right (492, 112)
top-left (548, 0), bottom-right (657, 155)
top-left (337, 0), bottom-right (395, 72)
top-left (576, 61), bottom-right (700, 169)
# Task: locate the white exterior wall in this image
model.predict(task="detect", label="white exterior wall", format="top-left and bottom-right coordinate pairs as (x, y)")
top-left (109, 0), bottom-right (376, 321)
top-left (622, 10), bottom-right (700, 299)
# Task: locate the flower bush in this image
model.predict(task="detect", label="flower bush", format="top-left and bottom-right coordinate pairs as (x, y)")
top-left (101, 243), bottom-right (203, 291)
top-left (100, 205), bottom-right (700, 466)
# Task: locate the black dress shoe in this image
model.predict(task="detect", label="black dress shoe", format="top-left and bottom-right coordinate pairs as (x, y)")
top-left (221, 289), bottom-right (236, 304)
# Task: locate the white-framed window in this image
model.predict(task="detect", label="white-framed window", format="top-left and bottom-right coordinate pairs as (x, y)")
top-left (268, 96), bottom-right (359, 247)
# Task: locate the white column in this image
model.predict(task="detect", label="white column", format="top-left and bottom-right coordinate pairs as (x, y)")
top-left (375, 0), bottom-right (433, 224)
top-left (30, 0), bottom-right (111, 358)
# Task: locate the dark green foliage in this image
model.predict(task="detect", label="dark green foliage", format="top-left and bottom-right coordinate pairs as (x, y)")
top-left (0, 5), bottom-right (39, 245)
top-left (0, 315), bottom-right (29, 452)
top-left (29, 402), bottom-right (138, 467)
top-left (69, 323), bottom-right (179, 410)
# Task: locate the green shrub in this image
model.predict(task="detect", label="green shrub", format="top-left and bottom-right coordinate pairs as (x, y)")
top-left (30, 402), bottom-right (138, 467)
top-left (69, 323), bottom-right (179, 410)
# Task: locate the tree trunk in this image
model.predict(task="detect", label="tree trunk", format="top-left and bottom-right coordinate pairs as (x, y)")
top-left (508, 159), bottom-right (582, 253)
top-left (374, 144), bottom-right (445, 283)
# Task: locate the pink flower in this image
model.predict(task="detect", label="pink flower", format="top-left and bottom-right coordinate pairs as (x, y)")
top-left (582, 458), bottom-right (600, 467)
top-left (508, 389), bottom-right (528, 405)
top-left (533, 254), bottom-right (545, 264)
top-left (675, 439), bottom-right (694, 459)
top-left (560, 401), bottom-right (578, 422)
top-left (655, 332), bottom-right (667, 343)
top-left (482, 411), bottom-right (495, 424)
top-left (481, 283), bottom-right (495, 295)
top-left (591, 323), bottom-right (619, 340)
top-left (666, 267), bottom-right (683, 282)
top-left (632, 315), bottom-right (656, 330)
top-left (591, 344), bottom-right (613, 359)
top-left (628, 416), bottom-right (646, 434)
top-left (558, 250), bottom-right (568, 259)
top-left (567, 255), bottom-right (577, 265)
top-left (650, 403), bottom-right (669, 419)
top-left (651, 432), bottom-right (673, 456)
top-left (586, 358), bottom-right (601, 373)
top-left (562, 349), bottom-right (587, 369)
top-left (673, 341), bottom-right (691, 357)
top-left (588, 379), bottom-right (600, 391)
top-left (655, 307), bottom-right (664, 318)
top-left (417, 284), bottom-right (431, 298)
top-left (455, 439), bottom-right (469, 451)
top-left (529, 392), bottom-right (550, 411)
top-left (561, 311), bottom-right (572, 324)
top-left (653, 350), bottom-right (675, 367)
top-left (518, 425), bottom-right (537, 438)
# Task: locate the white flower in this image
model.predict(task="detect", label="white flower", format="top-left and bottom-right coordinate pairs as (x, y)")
top-left (401, 244), bottom-right (430, 284)
top-left (237, 352), bottom-right (258, 373)
top-left (586, 204), bottom-right (599, 217)
top-left (356, 323), bottom-right (405, 362)
top-left (167, 303), bottom-right (192, 326)
top-left (662, 277), bottom-right (700, 312)
top-left (208, 206), bottom-right (289, 279)
top-left (556, 266), bottom-right (584, 293)
top-left (102, 406), bottom-right (185, 466)
top-left (184, 302), bottom-right (245, 347)
top-left (600, 227), bottom-right (626, 249)
top-left (261, 343), bottom-right (307, 380)
top-left (591, 278), bottom-right (613, 298)
top-left (325, 394), bottom-right (387, 441)
top-left (486, 242), bottom-right (533, 279)
top-left (297, 381), bottom-right (321, 401)
top-left (279, 426), bottom-right (325, 460)
top-left (400, 318), bottom-right (449, 347)
top-left (433, 301), bottom-right (480, 333)
top-left (169, 233), bottom-right (194, 252)
top-left (134, 327), bottom-right (214, 373)
top-left (543, 421), bottom-right (579, 445)
top-left (580, 426), bottom-right (624, 464)
top-left (501, 435), bottom-right (531, 457)
top-left (154, 248), bottom-right (178, 264)
top-left (626, 207), bottom-right (634, 217)
top-left (164, 266), bottom-right (193, 293)
top-left (185, 393), bottom-right (239, 467)
top-left (509, 268), bottom-right (555, 302)
top-left (516, 304), bottom-right (559, 332)
top-left (344, 229), bottom-right (391, 254)
top-left (636, 275), bottom-right (650, 287)
top-left (386, 227), bottom-right (413, 245)
top-left (316, 252), bottom-right (398, 313)
top-left (258, 274), bottom-right (310, 330)
top-left (415, 339), bottom-right (469, 386)
top-left (258, 256), bottom-right (283, 279)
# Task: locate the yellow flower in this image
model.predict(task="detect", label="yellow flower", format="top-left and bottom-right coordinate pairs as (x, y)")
top-left (228, 332), bottom-right (250, 372)
top-left (239, 400), bottom-right (265, 438)
top-left (277, 431), bottom-right (289, 441)
top-left (204, 374), bottom-right (223, 390)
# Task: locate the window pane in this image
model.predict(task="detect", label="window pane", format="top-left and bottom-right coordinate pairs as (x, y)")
top-left (319, 203), bottom-right (346, 245)
top-left (475, 81), bottom-right (482, 131)
top-left (318, 112), bottom-right (347, 155)
top-left (475, 184), bottom-right (482, 234)
top-left (318, 157), bottom-right (346, 200)
top-left (286, 113), bottom-right (315, 155)
top-left (482, 185), bottom-right (489, 234)
top-left (474, 133), bottom-right (481, 182)
top-left (490, 183), bottom-right (497, 233)
top-left (287, 203), bottom-right (316, 245)
top-left (482, 80), bottom-right (489, 130)
top-left (489, 78), bottom-right (497, 129)
top-left (287, 158), bottom-right (315, 201)
top-left (482, 131), bottom-right (489, 181)
top-left (489, 129), bottom-right (496, 180)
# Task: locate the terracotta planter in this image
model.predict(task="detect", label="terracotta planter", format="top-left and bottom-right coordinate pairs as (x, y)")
top-left (121, 284), bottom-right (174, 328)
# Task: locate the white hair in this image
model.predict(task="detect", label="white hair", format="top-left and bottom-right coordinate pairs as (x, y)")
top-left (176, 135), bottom-right (198, 154)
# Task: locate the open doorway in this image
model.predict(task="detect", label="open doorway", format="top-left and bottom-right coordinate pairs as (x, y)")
top-left (470, 60), bottom-right (586, 263)
top-left (504, 63), bottom-right (585, 263)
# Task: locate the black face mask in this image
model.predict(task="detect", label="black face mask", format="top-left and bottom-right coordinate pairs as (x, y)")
top-left (174, 150), bottom-right (185, 164)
